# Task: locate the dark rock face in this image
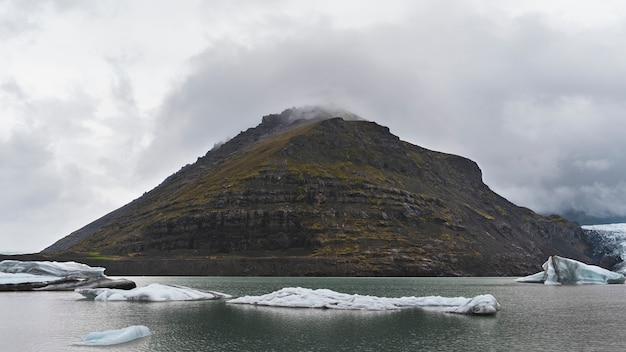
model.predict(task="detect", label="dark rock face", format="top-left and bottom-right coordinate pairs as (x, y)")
top-left (42, 108), bottom-right (592, 276)
top-left (39, 277), bottom-right (137, 291)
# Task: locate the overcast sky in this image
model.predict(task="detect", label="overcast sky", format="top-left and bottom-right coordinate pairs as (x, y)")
top-left (2, 0), bottom-right (626, 253)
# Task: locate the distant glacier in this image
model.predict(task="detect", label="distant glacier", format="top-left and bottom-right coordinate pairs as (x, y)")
top-left (583, 223), bottom-right (626, 274)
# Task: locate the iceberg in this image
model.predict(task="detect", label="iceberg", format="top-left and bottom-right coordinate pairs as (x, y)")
top-left (76, 283), bottom-right (232, 301)
top-left (0, 260), bottom-right (104, 277)
top-left (74, 325), bottom-right (151, 346)
top-left (0, 260), bottom-right (136, 291)
top-left (227, 287), bottom-right (500, 315)
top-left (516, 255), bottom-right (626, 285)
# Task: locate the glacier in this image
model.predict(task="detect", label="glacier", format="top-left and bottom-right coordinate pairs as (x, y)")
top-left (583, 223), bottom-right (626, 274)
top-left (73, 325), bottom-right (151, 346)
top-left (227, 287), bottom-right (500, 315)
top-left (516, 255), bottom-right (626, 285)
top-left (0, 260), bottom-right (135, 291)
top-left (76, 283), bottom-right (232, 301)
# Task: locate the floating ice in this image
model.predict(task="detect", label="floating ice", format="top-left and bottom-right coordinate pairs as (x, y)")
top-left (516, 255), bottom-right (626, 285)
top-left (0, 260), bottom-right (135, 291)
top-left (74, 325), bottom-right (151, 346)
top-left (227, 287), bottom-right (500, 315)
top-left (0, 260), bottom-right (104, 278)
top-left (0, 272), bottom-right (57, 284)
top-left (76, 283), bottom-right (232, 301)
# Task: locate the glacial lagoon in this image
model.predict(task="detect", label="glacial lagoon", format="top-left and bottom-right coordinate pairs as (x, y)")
top-left (2, 276), bottom-right (626, 351)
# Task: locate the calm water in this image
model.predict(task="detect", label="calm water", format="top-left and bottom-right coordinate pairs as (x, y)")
top-left (2, 276), bottom-right (626, 351)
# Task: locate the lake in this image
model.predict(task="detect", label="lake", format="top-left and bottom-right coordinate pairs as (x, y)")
top-left (1, 276), bottom-right (625, 351)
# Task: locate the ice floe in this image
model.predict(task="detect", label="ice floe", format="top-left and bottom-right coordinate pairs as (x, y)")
top-left (0, 260), bottom-right (104, 278)
top-left (0, 260), bottom-right (135, 291)
top-left (0, 272), bottom-right (57, 285)
top-left (227, 287), bottom-right (500, 315)
top-left (516, 255), bottom-right (626, 285)
top-left (76, 283), bottom-right (232, 301)
top-left (74, 325), bottom-right (151, 346)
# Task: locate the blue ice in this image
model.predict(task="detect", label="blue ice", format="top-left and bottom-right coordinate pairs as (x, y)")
top-left (74, 325), bottom-right (151, 346)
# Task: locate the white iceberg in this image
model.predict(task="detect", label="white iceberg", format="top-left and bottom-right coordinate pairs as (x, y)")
top-left (74, 325), bottom-right (151, 346)
top-left (0, 260), bottom-right (135, 291)
top-left (0, 260), bottom-right (104, 279)
top-left (516, 255), bottom-right (626, 285)
top-left (76, 283), bottom-right (232, 301)
top-left (0, 272), bottom-right (58, 284)
top-left (227, 287), bottom-right (500, 315)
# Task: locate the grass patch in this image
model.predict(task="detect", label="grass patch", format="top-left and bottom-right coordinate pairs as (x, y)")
top-left (464, 203), bottom-right (495, 220)
top-left (87, 252), bottom-right (113, 260)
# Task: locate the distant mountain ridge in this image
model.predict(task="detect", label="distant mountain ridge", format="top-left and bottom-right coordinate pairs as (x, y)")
top-left (43, 107), bottom-right (593, 276)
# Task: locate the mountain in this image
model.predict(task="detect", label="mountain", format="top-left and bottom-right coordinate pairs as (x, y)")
top-left (42, 107), bottom-right (592, 276)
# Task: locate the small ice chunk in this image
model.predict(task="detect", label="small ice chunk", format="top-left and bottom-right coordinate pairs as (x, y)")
top-left (73, 325), bottom-right (151, 346)
top-left (514, 271), bottom-right (546, 284)
top-left (516, 255), bottom-right (626, 285)
top-left (227, 287), bottom-right (500, 315)
top-left (76, 283), bottom-right (232, 301)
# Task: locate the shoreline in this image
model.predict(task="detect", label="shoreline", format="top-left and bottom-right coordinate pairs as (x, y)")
top-left (0, 253), bottom-right (525, 277)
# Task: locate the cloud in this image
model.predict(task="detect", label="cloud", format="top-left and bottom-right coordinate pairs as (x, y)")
top-left (4, 1), bottom-right (626, 252)
top-left (0, 64), bottom-right (150, 252)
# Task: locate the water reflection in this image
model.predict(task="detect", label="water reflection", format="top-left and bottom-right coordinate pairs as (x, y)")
top-left (222, 301), bottom-right (498, 351)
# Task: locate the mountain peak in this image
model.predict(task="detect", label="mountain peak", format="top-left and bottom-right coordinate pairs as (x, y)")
top-left (262, 106), bottom-right (363, 126)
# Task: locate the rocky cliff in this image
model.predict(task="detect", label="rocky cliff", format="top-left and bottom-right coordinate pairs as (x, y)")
top-left (42, 107), bottom-right (592, 276)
